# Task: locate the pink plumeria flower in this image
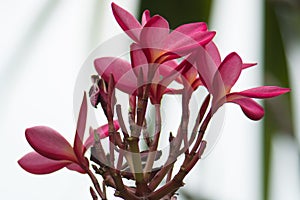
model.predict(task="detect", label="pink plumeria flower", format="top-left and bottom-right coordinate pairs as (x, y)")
top-left (177, 42), bottom-right (256, 92)
top-left (172, 54), bottom-right (202, 92)
top-left (158, 42), bottom-right (224, 94)
top-left (18, 93), bottom-right (120, 174)
top-left (196, 49), bottom-right (290, 120)
top-left (94, 53), bottom-right (181, 104)
top-left (112, 3), bottom-right (215, 64)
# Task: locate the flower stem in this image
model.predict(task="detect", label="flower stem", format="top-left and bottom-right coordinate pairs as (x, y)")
top-left (107, 74), bottom-right (116, 167)
top-left (127, 137), bottom-right (150, 195)
top-left (90, 186), bottom-right (99, 200)
top-left (116, 104), bottom-right (129, 139)
top-left (190, 109), bottom-right (212, 155)
top-left (189, 94), bottom-right (210, 147)
top-left (148, 141), bottom-right (207, 200)
top-left (87, 169), bottom-right (106, 199)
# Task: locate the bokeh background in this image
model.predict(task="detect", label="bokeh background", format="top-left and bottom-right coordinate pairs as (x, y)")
top-left (0, 0), bottom-right (299, 199)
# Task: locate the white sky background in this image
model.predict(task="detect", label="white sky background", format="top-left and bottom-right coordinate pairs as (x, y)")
top-left (0, 0), bottom-right (299, 200)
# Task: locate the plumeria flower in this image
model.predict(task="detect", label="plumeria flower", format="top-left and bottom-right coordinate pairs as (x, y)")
top-left (112, 3), bottom-right (215, 64)
top-left (176, 41), bottom-right (256, 93)
top-left (195, 49), bottom-right (290, 120)
top-left (94, 53), bottom-right (180, 104)
top-left (18, 93), bottom-right (120, 174)
top-left (173, 54), bottom-right (202, 92)
top-left (105, 3), bottom-right (216, 104)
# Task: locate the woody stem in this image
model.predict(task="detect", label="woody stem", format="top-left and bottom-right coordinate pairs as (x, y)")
top-left (86, 169), bottom-right (106, 199)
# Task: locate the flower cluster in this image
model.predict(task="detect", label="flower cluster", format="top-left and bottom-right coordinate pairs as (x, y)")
top-left (18, 3), bottom-right (290, 200)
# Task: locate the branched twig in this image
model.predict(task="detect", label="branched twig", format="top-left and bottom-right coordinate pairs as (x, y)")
top-left (190, 109), bottom-right (212, 155)
top-left (116, 104), bottom-right (129, 139)
top-left (87, 169), bottom-right (106, 199)
top-left (189, 94), bottom-right (210, 148)
top-left (148, 141), bottom-right (207, 200)
top-left (107, 74), bottom-right (116, 166)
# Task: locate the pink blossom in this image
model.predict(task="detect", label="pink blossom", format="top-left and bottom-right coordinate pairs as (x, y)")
top-left (177, 42), bottom-right (256, 92)
top-left (96, 3), bottom-right (217, 104)
top-left (196, 50), bottom-right (290, 120)
top-left (111, 3), bottom-right (215, 64)
top-left (18, 93), bottom-right (120, 174)
top-left (94, 54), bottom-right (180, 104)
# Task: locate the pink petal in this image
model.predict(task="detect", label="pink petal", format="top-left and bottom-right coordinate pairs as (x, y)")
top-left (111, 3), bottom-right (141, 42)
top-left (18, 152), bottom-right (71, 174)
top-left (181, 62), bottom-right (198, 83)
top-left (191, 78), bottom-right (202, 90)
top-left (216, 52), bottom-right (242, 93)
top-left (25, 126), bottom-right (77, 162)
top-left (242, 63), bottom-right (257, 69)
top-left (163, 22), bottom-right (213, 56)
top-left (159, 64), bottom-right (181, 88)
top-left (176, 22), bottom-right (207, 33)
top-left (66, 163), bottom-right (86, 174)
top-left (205, 41), bottom-right (221, 66)
top-left (184, 67), bottom-right (200, 90)
top-left (233, 86), bottom-right (291, 99)
top-left (150, 62), bottom-right (182, 103)
top-left (174, 56), bottom-right (201, 90)
top-left (196, 47), bottom-right (219, 93)
top-left (140, 15), bottom-right (170, 50)
top-left (96, 119), bottom-right (120, 138)
top-left (149, 84), bottom-right (162, 104)
top-left (164, 88), bottom-right (184, 95)
top-left (144, 15), bottom-right (169, 30)
top-left (163, 30), bottom-right (215, 56)
top-left (142, 10), bottom-right (151, 26)
top-left (73, 93), bottom-right (87, 160)
top-left (84, 127), bottom-right (96, 149)
top-left (94, 57), bottom-right (137, 94)
top-left (84, 120), bottom-right (120, 148)
top-left (189, 31), bottom-right (216, 46)
top-left (168, 22), bottom-right (208, 48)
top-left (130, 43), bottom-right (148, 79)
top-left (158, 60), bottom-right (179, 77)
top-left (228, 96), bottom-right (264, 120)
top-left (154, 51), bottom-right (182, 64)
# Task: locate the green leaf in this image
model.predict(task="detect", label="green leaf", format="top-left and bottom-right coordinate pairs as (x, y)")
top-left (138, 0), bottom-right (212, 29)
top-left (263, 1), bottom-right (295, 200)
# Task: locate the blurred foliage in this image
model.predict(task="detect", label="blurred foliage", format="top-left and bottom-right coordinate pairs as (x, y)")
top-left (272, 0), bottom-right (300, 42)
top-left (263, 0), bottom-right (296, 200)
top-left (180, 189), bottom-right (212, 200)
top-left (264, 0), bottom-right (294, 136)
top-left (138, 0), bottom-right (212, 29)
